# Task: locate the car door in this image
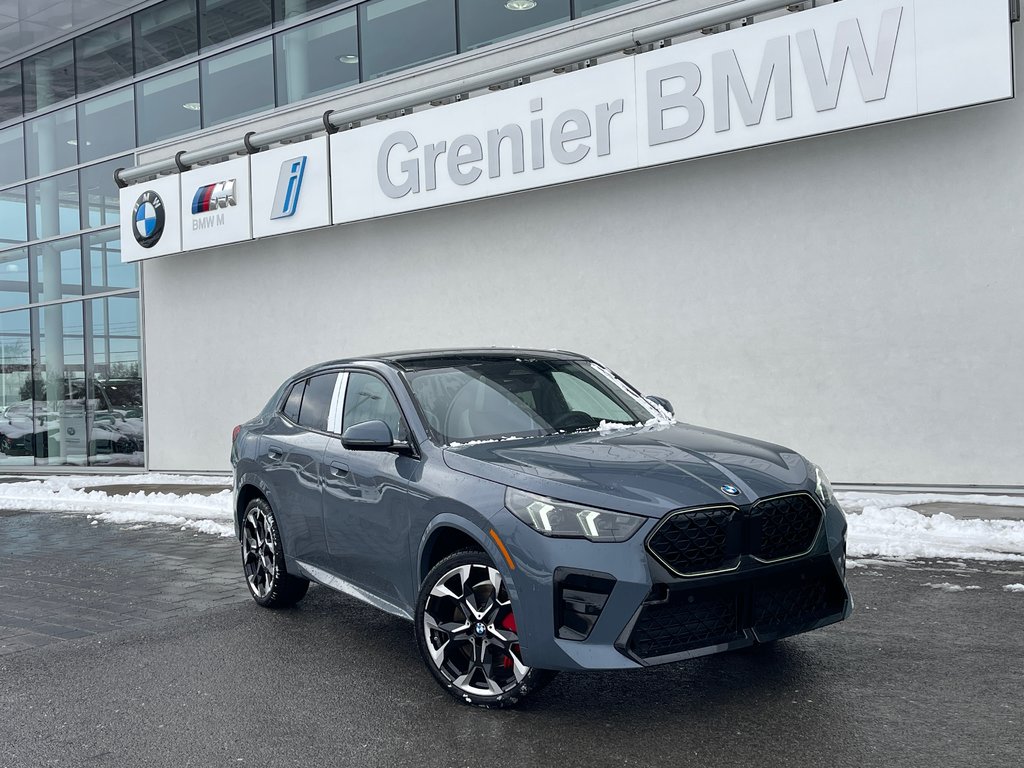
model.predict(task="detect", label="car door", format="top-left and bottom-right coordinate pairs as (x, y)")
top-left (321, 370), bottom-right (416, 605)
top-left (259, 372), bottom-right (339, 562)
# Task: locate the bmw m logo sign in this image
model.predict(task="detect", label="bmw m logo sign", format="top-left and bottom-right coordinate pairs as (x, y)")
top-left (721, 484), bottom-right (740, 496)
top-left (132, 190), bottom-right (165, 248)
top-left (191, 179), bottom-right (237, 214)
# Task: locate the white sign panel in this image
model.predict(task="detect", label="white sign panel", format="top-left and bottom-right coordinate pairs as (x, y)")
top-left (118, 174), bottom-right (182, 263)
top-left (118, 0), bottom-right (1013, 260)
top-left (330, 0), bottom-right (1012, 225)
top-left (331, 57), bottom-right (639, 224)
top-left (251, 137), bottom-right (332, 238)
top-left (179, 156), bottom-right (252, 251)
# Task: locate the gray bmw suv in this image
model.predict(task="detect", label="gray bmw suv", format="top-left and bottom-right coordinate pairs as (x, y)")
top-left (231, 349), bottom-right (851, 708)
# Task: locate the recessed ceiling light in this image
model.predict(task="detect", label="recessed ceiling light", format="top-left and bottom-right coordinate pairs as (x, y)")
top-left (66, 139), bottom-right (91, 146)
top-left (505, 0), bottom-right (537, 10)
top-left (337, 54), bottom-right (359, 64)
top-left (182, 102), bottom-right (201, 111)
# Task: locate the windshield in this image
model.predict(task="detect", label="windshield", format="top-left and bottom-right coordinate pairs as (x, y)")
top-left (402, 358), bottom-right (656, 445)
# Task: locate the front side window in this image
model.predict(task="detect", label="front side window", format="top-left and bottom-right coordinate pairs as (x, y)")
top-left (404, 358), bottom-right (653, 444)
top-left (343, 372), bottom-right (406, 439)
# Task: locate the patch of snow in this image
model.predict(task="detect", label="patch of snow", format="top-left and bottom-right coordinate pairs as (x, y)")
top-left (446, 436), bottom-right (526, 448)
top-left (0, 473), bottom-right (231, 489)
top-left (836, 491), bottom-right (1024, 512)
top-left (840, 493), bottom-right (1024, 563)
top-left (0, 478), bottom-right (234, 537)
top-left (921, 583), bottom-right (981, 592)
top-left (1004, 584), bottom-right (1024, 593)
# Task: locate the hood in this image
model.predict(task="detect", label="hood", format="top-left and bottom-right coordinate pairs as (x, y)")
top-left (442, 423), bottom-right (814, 518)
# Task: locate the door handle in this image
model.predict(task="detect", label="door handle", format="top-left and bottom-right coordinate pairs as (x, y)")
top-left (329, 462), bottom-right (349, 477)
top-left (268, 446), bottom-right (283, 460)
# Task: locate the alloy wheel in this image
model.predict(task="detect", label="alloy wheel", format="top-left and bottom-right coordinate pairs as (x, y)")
top-left (423, 563), bottom-right (528, 697)
top-left (242, 505), bottom-right (276, 599)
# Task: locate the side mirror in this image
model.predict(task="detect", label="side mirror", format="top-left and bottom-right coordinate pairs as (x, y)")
top-left (646, 395), bottom-right (674, 417)
top-left (341, 419), bottom-right (394, 450)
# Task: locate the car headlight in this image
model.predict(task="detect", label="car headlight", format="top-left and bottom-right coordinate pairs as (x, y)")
top-left (504, 488), bottom-right (644, 542)
top-left (812, 463), bottom-right (835, 507)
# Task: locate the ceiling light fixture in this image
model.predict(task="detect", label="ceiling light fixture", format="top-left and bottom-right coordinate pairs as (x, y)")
top-left (505, 0), bottom-right (537, 10)
top-left (182, 102), bottom-right (201, 111)
top-left (337, 54), bottom-right (359, 64)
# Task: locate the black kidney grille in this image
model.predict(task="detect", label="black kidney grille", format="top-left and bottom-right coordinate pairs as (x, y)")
top-left (647, 507), bottom-right (739, 575)
top-left (628, 593), bottom-right (741, 659)
top-left (749, 494), bottom-right (822, 561)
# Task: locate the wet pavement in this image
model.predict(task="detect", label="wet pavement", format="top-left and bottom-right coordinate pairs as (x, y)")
top-left (0, 511), bottom-right (1022, 768)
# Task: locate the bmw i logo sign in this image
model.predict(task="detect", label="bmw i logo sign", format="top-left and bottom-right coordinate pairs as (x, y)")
top-left (132, 190), bottom-right (165, 248)
top-left (721, 484), bottom-right (740, 496)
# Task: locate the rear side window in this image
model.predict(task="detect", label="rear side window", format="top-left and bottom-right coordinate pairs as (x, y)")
top-left (282, 380), bottom-right (305, 422)
top-left (297, 373), bottom-right (338, 432)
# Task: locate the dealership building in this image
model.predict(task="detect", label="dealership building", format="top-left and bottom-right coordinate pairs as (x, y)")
top-left (0, 0), bottom-right (1020, 488)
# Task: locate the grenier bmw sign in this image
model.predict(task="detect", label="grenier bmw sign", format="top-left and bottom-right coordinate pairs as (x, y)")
top-left (118, 0), bottom-right (1013, 263)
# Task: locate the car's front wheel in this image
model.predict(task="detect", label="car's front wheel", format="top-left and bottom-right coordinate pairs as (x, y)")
top-left (415, 550), bottom-right (555, 708)
top-left (241, 498), bottom-right (309, 608)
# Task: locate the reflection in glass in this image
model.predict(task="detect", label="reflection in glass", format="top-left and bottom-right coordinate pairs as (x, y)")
top-left (23, 42), bottom-right (76, 113)
top-left (30, 236), bottom-right (83, 303)
top-left (75, 19), bottom-right (134, 94)
top-left (136, 65), bottom-right (201, 145)
top-left (87, 295), bottom-right (144, 466)
top-left (81, 157), bottom-right (131, 230)
top-left (459, 0), bottom-right (569, 51)
top-left (28, 172), bottom-right (80, 241)
top-left (275, 9), bottom-right (359, 105)
top-left (30, 302), bottom-right (86, 465)
top-left (0, 124), bottom-right (25, 186)
top-left (85, 231), bottom-right (137, 293)
top-left (25, 107), bottom-right (78, 178)
top-left (574, 0), bottom-right (636, 17)
top-left (77, 87), bottom-right (136, 163)
top-left (0, 249), bottom-right (29, 310)
top-left (0, 308), bottom-right (32, 465)
top-left (0, 64), bottom-right (22, 124)
top-left (201, 40), bottom-right (275, 127)
top-left (200, 0), bottom-right (273, 50)
top-left (0, 186), bottom-right (28, 247)
top-left (134, 0), bottom-right (199, 73)
top-left (274, 0), bottom-right (338, 24)
top-left (359, 0), bottom-right (457, 80)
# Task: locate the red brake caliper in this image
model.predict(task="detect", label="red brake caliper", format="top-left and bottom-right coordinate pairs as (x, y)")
top-left (499, 611), bottom-right (518, 669)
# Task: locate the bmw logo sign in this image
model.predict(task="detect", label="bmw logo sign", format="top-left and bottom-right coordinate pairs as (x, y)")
top-left (720, 484), bottom-right (740, 496)
top-left (132, 190), bottom-right (165, 248)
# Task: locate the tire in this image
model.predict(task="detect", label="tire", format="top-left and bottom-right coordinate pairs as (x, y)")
top-left (240, 497), bottom-right (309, 608)
top-left (415, 549), bottom-right (556, 709)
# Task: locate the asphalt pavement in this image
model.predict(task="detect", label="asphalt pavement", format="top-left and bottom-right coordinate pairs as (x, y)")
top-left (0, 510), bottom-right (1022, 768)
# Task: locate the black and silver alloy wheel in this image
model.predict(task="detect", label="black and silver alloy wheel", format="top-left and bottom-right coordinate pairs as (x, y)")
top-left (415, 550), bottom-right (555, 708)
top-left (240, 498), bottom-right (309, 609)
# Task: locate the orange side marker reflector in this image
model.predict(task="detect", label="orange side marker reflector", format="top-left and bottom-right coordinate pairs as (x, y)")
top-left (489, 528), bottom-right (516, 570)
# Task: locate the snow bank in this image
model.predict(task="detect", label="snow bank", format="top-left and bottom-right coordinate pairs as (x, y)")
top-left (837, 492), bottom-right (1024, 563)
top-left (1004, 584), bottom-right (1024, 593)
top-left (0, 479), bottom-right (234, 537)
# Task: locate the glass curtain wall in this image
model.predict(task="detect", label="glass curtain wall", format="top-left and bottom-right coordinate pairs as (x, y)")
top-left (0, 0), bottom-right (645, 469)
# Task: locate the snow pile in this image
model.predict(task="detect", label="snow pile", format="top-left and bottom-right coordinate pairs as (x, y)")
top-left (1004, 584), bottom-right (1024, 593)
top-left (0, 477), bottom-right (234, 537)
top-left (921, 583), bottom-right (982, 592)
top-left (837, 492), bottom-right (1024, 563)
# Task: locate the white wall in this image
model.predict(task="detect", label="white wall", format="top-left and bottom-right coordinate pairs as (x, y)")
top-left (141, 28), bottom-right (1024, 485)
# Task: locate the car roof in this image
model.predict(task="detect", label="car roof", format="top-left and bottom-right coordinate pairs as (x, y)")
top-left (293, 348), bottom-right (589, 378)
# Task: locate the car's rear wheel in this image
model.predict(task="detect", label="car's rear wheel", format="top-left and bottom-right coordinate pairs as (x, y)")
top-left (241, 498), bottom-right (309, 608)
top-left (415, 550), bottom-right (556, 708)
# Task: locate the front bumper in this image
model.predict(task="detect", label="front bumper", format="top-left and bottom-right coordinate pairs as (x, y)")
top-left (498, 495), bottom-right (851, 672)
